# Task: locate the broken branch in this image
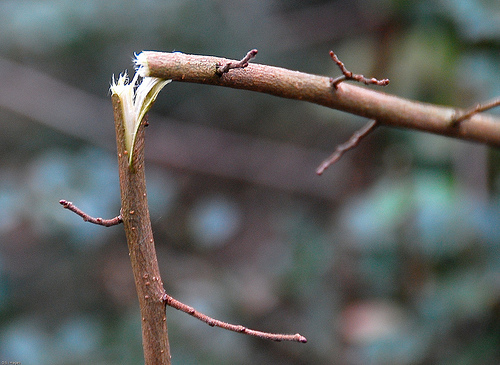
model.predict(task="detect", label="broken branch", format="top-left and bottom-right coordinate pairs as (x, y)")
top-left (136, 51), bottom-right (500, 147)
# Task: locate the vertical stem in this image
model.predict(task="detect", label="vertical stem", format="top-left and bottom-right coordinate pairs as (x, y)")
top-left (112, 94), bottom-right (171, 365)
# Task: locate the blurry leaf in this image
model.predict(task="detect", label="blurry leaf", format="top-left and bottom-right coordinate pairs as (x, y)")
top-left (440, 0), bottom-right (500, 41)
top-left (341, 176), bottom-right (413, 251)
top-left (188, 194), bottom-right (242, 249)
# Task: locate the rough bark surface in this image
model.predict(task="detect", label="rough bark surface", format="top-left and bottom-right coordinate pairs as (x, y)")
top-left (112, 94), bottom-right (171, 365)
top-left (140, 51), bottom-right (500, 147)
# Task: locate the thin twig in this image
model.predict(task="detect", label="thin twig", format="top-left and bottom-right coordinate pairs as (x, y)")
top-left (316, 119), bottom-right (379, 175)
top-left (216, 49), bottom-right (258, 75)
top-left (59, 200), bottom-right (122, 227)
top-left (451, 97), bottom-right (500, 125)
top-left (329, 51), bottom-right (390, 89)
top-left (162, 293), bottom-right (307, 343)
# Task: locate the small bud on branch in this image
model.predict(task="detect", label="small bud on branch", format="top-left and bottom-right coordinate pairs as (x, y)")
top-left (329, 51), bottom-right (390, 88)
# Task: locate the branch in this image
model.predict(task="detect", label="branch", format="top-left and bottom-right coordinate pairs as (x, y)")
top-left (315, 53), bottom-right (386, 174)
top-left (112, 94), bottom-right (171, 364)
top-left (316, 119), bottom-right (379, 175)
top-left (59, 200), bottom-right (122, 227)
top-left (451, 97), bottom-right (500, 125)
top-left (329, 51), bottom-right (389, 88)
top-left (110, 74), bottom-right (306, 363)
top-left (216, 49), bottom-right (258, 75)
top-left (136, 50), bottom-right (500, 147)
top-left (163, 293), bottom-right (307, 343)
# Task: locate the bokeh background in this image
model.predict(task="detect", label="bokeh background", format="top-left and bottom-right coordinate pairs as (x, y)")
top-left (1, 0), bottom-right (499, 364)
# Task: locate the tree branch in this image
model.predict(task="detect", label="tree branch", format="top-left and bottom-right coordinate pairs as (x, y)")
top-left (216, 49), bottom-right (258, 75)
top-left (163, 293), bottom-right (307, 343)
top-left (451, 97), bottom-right (500, 125)
top-left (136, 50), bottom-right (500, 147)
top-left (329, 51), bottom-right (389, 88)
top-left (59, 200), bottom-right (122, 226)
top-left (59, 50), bottom-right (499, 363)
top-left (112, 100), bottom-right (171, 365)
top-left (59, 190), bottom-right (308, 345)
top-left (110, 78), bottom-right (306, 363)
top-left (316, 119), bottom-right (379, 175)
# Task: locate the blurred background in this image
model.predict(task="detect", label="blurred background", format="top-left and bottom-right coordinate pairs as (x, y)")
top-left (1, 0), bottom-right (499, 364)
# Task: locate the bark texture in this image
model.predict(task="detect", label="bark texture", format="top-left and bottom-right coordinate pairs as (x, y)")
top-left (140, 51), bottom-right (500, 147)
top-left (112, 94), bottom-right (171, 365)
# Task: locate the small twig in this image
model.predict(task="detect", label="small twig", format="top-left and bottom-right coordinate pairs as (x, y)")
top-left (316, 119), bottom-right (379, 175)
top-left (321, 50), bottom-right (387, 174)
top-left (451, 97), bottom-right (500, 126)
top-left (329, 51), bottom-right (390, 89)
top-left (216, 49), bottom-right (258, 75)
top-left (59, 200), bottom-right (122, 227)
top-left (162, 293), bottom-right (307, 343)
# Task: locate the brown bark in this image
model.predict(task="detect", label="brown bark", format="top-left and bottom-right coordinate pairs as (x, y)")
top-left (112, 94), bottom-right (171, 365)
top-left (139, 51), bottom-right (500, 147)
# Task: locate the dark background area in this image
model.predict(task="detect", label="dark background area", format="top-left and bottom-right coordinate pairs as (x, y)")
top-left (0, 0), bottom-right (499, 364)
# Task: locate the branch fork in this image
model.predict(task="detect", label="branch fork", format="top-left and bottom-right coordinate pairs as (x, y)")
top-left (59, 200), bottom-right (307, 344)
top-left (317, 52), bottom-right (389, 173)
top-left (451, 97), bottom-right (500, 126)
top-left (216, 49), bottom-right (258, 75)
top-left (329, 50), bottom-right (390, 89)
top-left (60, 49), bottom-right (500, 363)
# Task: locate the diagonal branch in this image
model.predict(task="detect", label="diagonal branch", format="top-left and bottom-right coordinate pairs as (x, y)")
top-left (316, 119), bottom-right (379, 175)
top-left (59, 200), bottom-right (122, 227)
top-left (163, 293), bottom-right (307, 343)
top-left (451, 97), bottom-right (500, 125)
top-left (136, 51), bottom-right (500, 148)
top-left (59, 197), bottom-right (308, 344)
